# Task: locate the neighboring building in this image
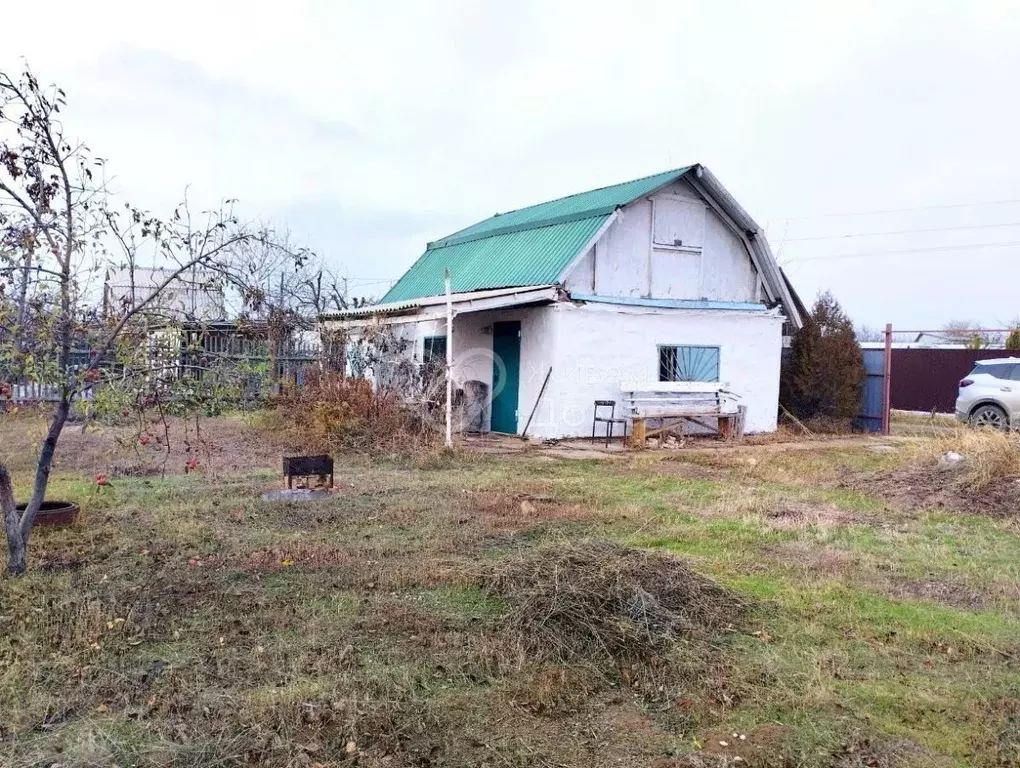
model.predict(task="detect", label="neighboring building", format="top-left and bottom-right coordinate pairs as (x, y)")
top-left (860, 341), bottom-right (969, 350)
top-left (104, 266), bottom-right (226, 321)
top-left (321, 165), bottom-right (802, 438)
top-left (104, 267), bottom-right (318, 390)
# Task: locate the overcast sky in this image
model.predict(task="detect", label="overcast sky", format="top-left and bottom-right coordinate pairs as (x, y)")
top-left (5, 1), bottom-right (1020, 330)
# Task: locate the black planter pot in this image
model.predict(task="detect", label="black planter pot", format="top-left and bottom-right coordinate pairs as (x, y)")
top-left (16, 501), bottom-right (80, 527)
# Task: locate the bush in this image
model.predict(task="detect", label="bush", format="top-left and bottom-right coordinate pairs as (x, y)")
top-left (271, 369), bottom-right (442, 454)
top-left (781, 291), bottom-right (865, 428)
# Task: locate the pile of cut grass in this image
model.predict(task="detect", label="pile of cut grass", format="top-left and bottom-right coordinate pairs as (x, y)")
top-left (487, 541), bottom-right (746, 669)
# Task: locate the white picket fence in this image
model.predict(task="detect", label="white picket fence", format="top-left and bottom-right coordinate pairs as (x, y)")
top-left (9, 381), bottom-right (65, 404)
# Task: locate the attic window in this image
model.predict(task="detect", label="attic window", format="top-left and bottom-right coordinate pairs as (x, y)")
top-left (653, 198), bottom-right (706, 251)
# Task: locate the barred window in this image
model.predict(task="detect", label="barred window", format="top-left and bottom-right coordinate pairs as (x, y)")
top-left (658, 345), bottom-right (720, 382)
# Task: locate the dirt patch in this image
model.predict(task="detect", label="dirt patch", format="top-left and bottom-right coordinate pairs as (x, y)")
top-left (882, 577), bottom-right (987, 611)
top-left (769, 540), bottom-right (858, 576)
top-left (627, 455), bottom-right (732, 481)
top-left (694, 727), bottom-right (945, 768)
top-left (844, 465), bottom-right (1020, 517)
top-left (700, 723), bottom-right (793, 766)
top-left (466, 489), bottom-right (594, 534)
top-left (501, 664), bottom-right (602, 715)
top-left (832, 734), bottom-right (953, 768)
top-left (651, 758), bottom-right (735, 768)
top-left (761, 501), bottom-right (867, 531)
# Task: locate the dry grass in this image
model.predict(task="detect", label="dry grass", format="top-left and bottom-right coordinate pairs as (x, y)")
top-left (485, 541), bottom-right (749, 709)
top-left (833, 426), bottom-right (1020, 518)
top-left (489, 541), bottom-right (746, 667)
top-left (267, 371), bottom-right (442, 456)
top-left (0, 408), bottom-right (296, 477)
top-left (907, 425), bottom-right (1020, 489)
top-left (4, 414), bottom-right (1020, 767)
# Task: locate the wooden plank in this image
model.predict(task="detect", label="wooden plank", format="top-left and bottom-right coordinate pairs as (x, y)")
top-left (639, 414), bottom-right (723, 439)
top-left (631, 406), bottom-right (738, 418)
top-left (624, 396), bottom-right (725, 404)
top-left (681, 415), bottom-right (721, 434)
top-left (521, 366), bottom-right (552, 438)
top-left (643, 417), bottom-right (688, 438)
top-left (620, 380), bottom-right (728, 394)
top-left (630, 417), bottom-right (647, 448)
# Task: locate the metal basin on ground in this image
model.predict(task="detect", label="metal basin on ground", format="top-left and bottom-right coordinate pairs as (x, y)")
top-left (17, 501), bottom-right (80, 526)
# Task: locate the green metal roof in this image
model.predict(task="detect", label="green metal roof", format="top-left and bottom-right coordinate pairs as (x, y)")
top-left (381, 166), bottom-right (693, 303)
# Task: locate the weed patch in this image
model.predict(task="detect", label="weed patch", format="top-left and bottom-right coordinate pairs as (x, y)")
top-left (844, 428), bottom-right (1020, 518)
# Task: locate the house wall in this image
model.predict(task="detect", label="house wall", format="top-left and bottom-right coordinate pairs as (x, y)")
top-left (449, 306), bottom-right (557, 433)
top-left (520, 301), bottom-right (783, 438)
top-left (349, 306), bottom-right (556, 434)
top-left (332, 298), bottom-right (782, 438)
top-left (562, 179), bottom-right (760, 302)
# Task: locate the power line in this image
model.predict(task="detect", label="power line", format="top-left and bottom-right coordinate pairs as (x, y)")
top-left (773, 197), bottom-right (1020, 223)
top-left (775, 219), bottom-right (1020, 243)
top-left (783, 239), bottom-right (1020, 264)
top-left (344, 278), bottom-right (395, 287)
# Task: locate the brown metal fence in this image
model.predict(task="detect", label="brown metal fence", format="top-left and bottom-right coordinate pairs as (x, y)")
top-left (890, 348), bottom-right (1010, 413)
top-left (873, 326), bottom-right (1017, 433)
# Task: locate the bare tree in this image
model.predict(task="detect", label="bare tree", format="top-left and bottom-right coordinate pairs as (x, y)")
top-left (214, 238), bottom-right (363, 322)
top-left (855, 324), bottom-right (884, 343)
top-left (0, 64), bottom-right (305, 575)
top-left (941, 319), bottom-right (999, 349)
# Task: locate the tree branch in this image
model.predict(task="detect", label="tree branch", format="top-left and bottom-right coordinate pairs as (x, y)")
top-left (82, 232), bottom-right (263, 384)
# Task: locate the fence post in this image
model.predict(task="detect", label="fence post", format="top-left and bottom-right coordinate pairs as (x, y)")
top-left (882, 323), bottom-right (893, 435)
top-left (445, 270), bottom-right (453, 449)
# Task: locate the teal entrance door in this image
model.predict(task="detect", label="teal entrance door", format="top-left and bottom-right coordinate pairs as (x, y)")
top-left (491, 321), bottom-right (521, 434)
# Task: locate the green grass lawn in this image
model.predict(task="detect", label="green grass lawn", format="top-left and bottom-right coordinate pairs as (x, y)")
top-left (2, 419), bottom-right (1019, 767)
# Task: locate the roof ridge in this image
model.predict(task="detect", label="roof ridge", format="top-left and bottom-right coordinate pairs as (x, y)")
top-left (428, 209), bottom-right (613, 250)
top-left (491, 165), bottom-right (693, 219)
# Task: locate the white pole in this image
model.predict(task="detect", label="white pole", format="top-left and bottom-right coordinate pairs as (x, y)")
top-left (445, 269), bottom-right (453, 448)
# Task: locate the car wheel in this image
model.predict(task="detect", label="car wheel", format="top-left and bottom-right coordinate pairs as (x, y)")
top-left (970, 404), bottom-right (1009, 430)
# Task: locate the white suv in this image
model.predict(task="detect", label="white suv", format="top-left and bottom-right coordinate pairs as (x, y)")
top-left (955, 357), bottom-right (1020, 429)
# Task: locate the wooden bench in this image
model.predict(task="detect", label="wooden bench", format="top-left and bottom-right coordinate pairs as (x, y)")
top-left (619, 382), bottom-right (746, 446)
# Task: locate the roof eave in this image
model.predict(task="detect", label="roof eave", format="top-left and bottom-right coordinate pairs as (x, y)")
top-left (693, 167), bottom-right (803, 329)
top-left (319, 284), bottom-right (560, 324)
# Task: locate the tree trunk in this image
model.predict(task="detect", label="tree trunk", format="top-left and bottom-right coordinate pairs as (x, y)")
top-left (1, 463), bottom-right (26, 576)
top-left (10, 396), bottom-right (71, 574)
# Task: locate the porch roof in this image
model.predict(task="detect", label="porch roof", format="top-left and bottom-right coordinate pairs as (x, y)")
top-left (320, 285), bottom-right (559, 325)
